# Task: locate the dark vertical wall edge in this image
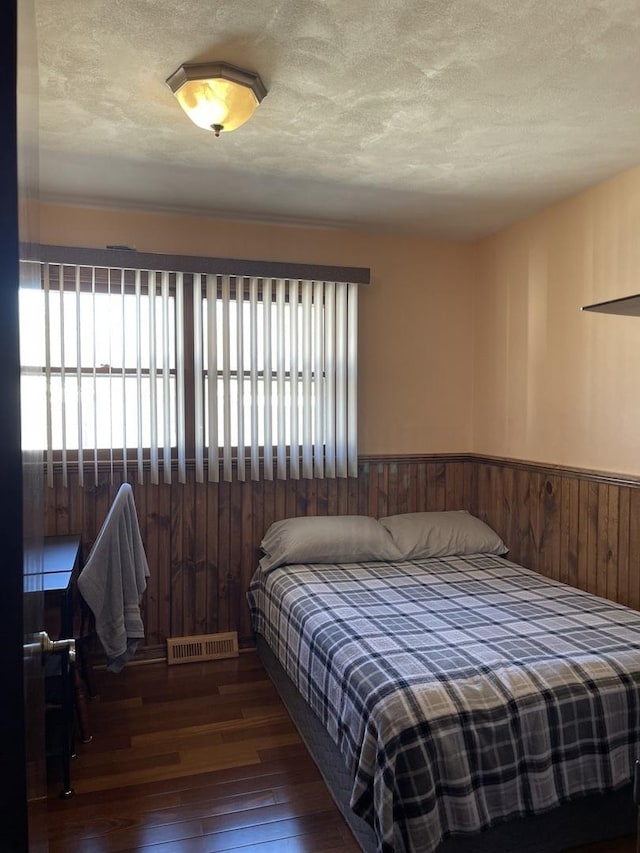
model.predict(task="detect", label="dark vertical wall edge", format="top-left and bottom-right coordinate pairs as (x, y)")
top-left (1, 1), bottom-right (28, 848)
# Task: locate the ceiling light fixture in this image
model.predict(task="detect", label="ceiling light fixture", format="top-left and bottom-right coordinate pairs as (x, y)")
top-left (166, 61), bottom-right (267, 137)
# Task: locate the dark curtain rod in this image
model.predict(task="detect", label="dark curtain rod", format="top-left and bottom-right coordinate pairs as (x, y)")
top-left (20, 243), bottom-right (371, 285)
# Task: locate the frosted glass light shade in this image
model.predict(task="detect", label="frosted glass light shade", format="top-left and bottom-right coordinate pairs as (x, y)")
top-left (166, 62), bottom-right (267, 136)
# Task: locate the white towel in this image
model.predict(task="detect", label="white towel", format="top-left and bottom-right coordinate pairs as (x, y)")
top-left (78, 483), bottom-right (150, 673)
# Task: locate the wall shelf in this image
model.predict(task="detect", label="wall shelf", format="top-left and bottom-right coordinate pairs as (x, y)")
top-left (582, 294), bottom-right (640, 316)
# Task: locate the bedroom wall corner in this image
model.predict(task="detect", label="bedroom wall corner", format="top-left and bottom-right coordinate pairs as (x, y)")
top-left (471, 164), bottom-right (640, 478)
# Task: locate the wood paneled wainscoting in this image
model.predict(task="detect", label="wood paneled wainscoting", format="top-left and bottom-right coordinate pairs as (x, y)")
top-left (474, 457), bottom-right (640, 612)
top-left (42, 454), bottom-right (640, 656)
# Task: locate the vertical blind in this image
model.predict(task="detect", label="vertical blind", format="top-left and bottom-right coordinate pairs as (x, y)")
top-left (20, 264), bottom-right (180, 487)
top-left (192, 275), bottom-right (358, 483)
top-left (20, 256), bottom-right (361, 486)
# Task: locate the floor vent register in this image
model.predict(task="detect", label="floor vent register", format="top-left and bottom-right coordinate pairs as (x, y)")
top-left (167, 631), bottom-right (239, 664)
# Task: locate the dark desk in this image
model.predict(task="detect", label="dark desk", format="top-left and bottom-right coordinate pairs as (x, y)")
top-left (44, 535), bottom-right (82, 572)
top-left (42, 535), bottom-right (87, 797)
top-left (44, 535), bottom-right (82, 640)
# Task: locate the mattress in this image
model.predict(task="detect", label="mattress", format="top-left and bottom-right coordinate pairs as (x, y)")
top-left (248, 553), bottom-right (640, 853)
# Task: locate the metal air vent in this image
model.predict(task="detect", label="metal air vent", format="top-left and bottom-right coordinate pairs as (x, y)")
top-left (167, 631), bottom-right (239, 665)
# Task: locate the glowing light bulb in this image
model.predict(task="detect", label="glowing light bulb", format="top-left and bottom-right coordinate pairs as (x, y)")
top-left (167, 62), bottom-right (267, 136)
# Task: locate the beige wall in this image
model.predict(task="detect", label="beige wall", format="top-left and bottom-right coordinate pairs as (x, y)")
top-left (472, 166), bottom-right (640, 475)
top-left (40, 165), bottom-right (640, 474)
top-left (38, 203), bottom-right (476, 456)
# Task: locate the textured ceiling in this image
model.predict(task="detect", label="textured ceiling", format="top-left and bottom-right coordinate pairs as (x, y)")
top-left (34, 0), bottom-right (640, 240)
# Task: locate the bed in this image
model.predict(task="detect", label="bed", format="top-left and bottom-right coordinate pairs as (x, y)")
top-left (247, 512), bottom-right (639, 853)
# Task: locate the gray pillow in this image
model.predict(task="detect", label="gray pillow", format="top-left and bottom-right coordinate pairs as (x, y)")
top-left (378, 510), bottom-right (508, 560)
top-left (259, 515), bottom-right (402, 572)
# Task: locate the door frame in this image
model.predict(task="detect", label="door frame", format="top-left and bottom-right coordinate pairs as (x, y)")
top-left (1, 0), bottom-right (29, 847)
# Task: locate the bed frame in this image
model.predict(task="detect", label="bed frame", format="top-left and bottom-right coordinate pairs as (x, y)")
top-left (257, 635), bottom-right (635, 853)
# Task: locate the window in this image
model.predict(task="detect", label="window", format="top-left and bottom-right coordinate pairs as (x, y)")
top-left (20, 265), bottom-right (179, 486)
top-left (19, 248), bottom-right (366, 485)
top-left (194, 275), bottom-right (357, 482)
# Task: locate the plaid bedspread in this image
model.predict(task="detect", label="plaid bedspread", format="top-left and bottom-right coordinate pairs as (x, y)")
top-left (248, 554), bottom-right (640, 853)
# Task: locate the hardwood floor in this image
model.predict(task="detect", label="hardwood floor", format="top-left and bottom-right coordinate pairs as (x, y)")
top-left (46, 653), bottom-right (636, 853)
top-left (47, 654), bottom-right (360, 852)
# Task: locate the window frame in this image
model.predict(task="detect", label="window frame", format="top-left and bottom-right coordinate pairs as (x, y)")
top-left (19, 244), bottom-right (369, 484)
